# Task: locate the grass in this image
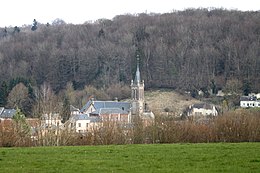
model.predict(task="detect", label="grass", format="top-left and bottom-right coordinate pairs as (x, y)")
top-left (0, 143), bottom-right (260, 173)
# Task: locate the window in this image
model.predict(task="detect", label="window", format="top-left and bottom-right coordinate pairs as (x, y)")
top-left (78, 123), bottom-right (81, 127)
top-left (86, 123), bottom-right (89, 128)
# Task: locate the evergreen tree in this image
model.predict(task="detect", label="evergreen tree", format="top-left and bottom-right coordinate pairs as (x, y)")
top-left (13, 26), bottom-right (20, 33)
top-left (13, 108), bottom-right (30, 143)
top-left (31, 19), bottom-right (38, 31)
top-left (0, 81), bottom-right (8, 106)
top-left (3, 27), bottom-right (7, 37)
top-left (98, 28), bottom-right (105, 38)
top-left (61, 96), bottom-right (70, 123)
top-left (242, 80), bottom-right (252, 96)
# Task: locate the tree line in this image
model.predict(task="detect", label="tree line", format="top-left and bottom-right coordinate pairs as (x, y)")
top-left (0, 9), bottom-right (259, 116)
top-left (1, 109), bottom-right (260, 147)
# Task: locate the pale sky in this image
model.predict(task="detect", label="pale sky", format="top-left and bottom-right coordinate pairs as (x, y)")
top-left (1, 0), bottom-right (259, 27)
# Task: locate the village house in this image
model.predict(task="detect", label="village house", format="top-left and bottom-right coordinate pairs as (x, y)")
top-left (240, 96), bottom-right (260, 108)
top-left (67, 114), bottom-right (100, 133)
top-left (187, 103), bottom-right (218, 117)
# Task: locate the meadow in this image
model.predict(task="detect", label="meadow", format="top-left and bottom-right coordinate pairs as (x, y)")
top-left (0, 143), bottom-right (259, 173)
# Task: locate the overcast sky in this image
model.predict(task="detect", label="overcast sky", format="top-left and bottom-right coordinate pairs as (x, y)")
top-left (1, 0), bottom-right (259, 27)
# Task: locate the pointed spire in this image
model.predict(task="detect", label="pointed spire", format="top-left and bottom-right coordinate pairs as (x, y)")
top-left (134, 55), bottom-right (141, 84)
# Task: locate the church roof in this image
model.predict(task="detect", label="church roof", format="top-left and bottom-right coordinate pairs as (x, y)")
top-left (80, 100), bottom-right (130, 113)
top-left (91, 108), bottom-right (129, 115)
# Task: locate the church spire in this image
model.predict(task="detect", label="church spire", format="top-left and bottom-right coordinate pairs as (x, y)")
top-left (134, 55), bottom-right (141, 85)
top-left (131, 54), bottom-right (144, 116)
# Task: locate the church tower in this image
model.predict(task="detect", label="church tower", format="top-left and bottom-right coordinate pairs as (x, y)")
top-left (131, 56), bottom-right (144, 116)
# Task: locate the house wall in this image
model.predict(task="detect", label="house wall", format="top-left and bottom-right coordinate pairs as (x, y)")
top-left (101, 113), bottom-right (129, 123)
top-left (191, 107), bottom-right (218, 116)
top-left (75, 119), bottom-right (91, 133)
top-left (240, 101), bottom-right (260, 108)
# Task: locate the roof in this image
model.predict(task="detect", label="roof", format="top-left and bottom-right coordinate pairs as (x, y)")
top-left (240, 96), bottom-right (257, 101)
top-left (70, 105), bottom-right (79, 112)
top-left (192, 103), bottom-right (214, 110)
top-left (71, 114), bottom-right (100, 123)
top-left (81, 100), bottom-right (130, 113)
top-left (0, 109), bottom-right (16, 119)
top-left (91, 108), bottom-right (129, 115)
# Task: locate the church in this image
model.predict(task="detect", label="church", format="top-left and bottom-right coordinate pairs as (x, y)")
top-left (71, 56), bottom-right (154, 132)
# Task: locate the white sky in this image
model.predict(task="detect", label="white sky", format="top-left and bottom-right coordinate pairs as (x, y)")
top-left (1, 0), bottom-right (259, 27)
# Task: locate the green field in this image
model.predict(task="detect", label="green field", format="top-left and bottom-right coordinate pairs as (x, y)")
top-left (0, 143), bottom-right (259, 173)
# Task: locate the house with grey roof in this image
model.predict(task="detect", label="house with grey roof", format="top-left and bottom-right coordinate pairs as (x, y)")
top-left (187, 103), bottom-right (218, 117)
top-left (240, 96), bottom-right (260, 108)
top-left (80, 100), bottom-right (131, 122)
top-left (67, 114), bottom-right (100, 133)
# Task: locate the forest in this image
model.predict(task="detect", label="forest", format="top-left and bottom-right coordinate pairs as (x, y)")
top-left (0, 8), bottom-right (259, 116)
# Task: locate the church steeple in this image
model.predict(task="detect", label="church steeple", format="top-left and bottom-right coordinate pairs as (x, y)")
top-left (131, 54), bottom-right (144, 116)
top-left (134, 56), bottom-right (141, 85)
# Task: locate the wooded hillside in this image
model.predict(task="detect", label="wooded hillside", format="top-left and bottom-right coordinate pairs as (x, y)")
top-left (0, 9), bottom-right (259, 114)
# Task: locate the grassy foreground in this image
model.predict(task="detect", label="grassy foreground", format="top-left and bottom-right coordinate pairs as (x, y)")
top-left (0, 143), bottom-right (259, 173)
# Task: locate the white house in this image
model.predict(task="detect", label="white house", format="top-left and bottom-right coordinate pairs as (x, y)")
top-left (187, 103), bottom-right (218, 117)
top-left (240, 96), bottom-right (260, 108)
top-left (68, 114), bottom-right (100, 133)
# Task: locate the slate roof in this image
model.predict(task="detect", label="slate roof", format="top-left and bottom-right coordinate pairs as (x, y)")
top-left (81, 100), bottom-right (130, 113)
top-left (0, 109), bottom-right (16, 119)
top-left (91, 108), bottom-right (129, 115)
top-left (192, 103), bottom-right (214, 110)
top-left (240, 96), bottom-right (257, 101)
top-left (71, 114), bottom-right (100, 123)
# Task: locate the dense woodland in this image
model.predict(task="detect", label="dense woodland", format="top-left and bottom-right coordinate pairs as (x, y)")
top-left (0, 9), bottom-right (259, 116)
